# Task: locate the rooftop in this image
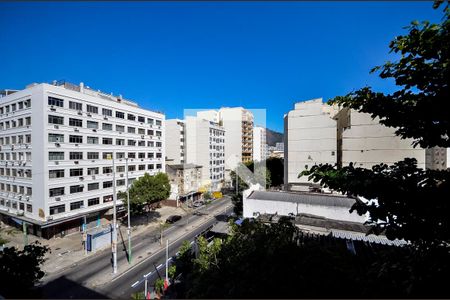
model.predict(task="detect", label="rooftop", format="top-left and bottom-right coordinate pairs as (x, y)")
top-left (247, 190), bottom-right (355, 209)
top-left (167, 163), bottom-right (202, 170)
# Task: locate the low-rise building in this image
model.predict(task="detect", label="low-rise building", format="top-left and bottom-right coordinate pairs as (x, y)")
top-left (166, 163), bottom-right (202, 204)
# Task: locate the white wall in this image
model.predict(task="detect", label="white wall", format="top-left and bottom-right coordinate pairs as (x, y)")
top-left (243, 198), bottom-right (366, 223)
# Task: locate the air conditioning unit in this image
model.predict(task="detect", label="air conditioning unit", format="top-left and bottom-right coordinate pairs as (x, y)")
top-left (18, 195), bottom-right (22, 200)
top-left (54, 161), bottom-right (59, 165)
top-left (47, 216), bottom-right (53, 220)
top-left (92, 175), bottom-right (96, 180)
top-left (77, 110), bottom-right (83, 115)
top-left (54, 125), bottom-right (59, 129)
top-left (141, 135), bottom-right (145, 139)
top-left (17, 211), bottom-right (24, 216)
top-left (141, 159), bottom-right (144, 161)
top-left (92, 129), bottom-right (97, 132)
top-left (25, 145), bottom-right (29, 148)
top-left (104, 116), bottom-right (108, 120)
top-left (120, 174), bottom-right (124, 177)
top-left (91, 160), bottom-right (95, 163)
top-left (55, 143), bottom-right (61, 147)
top-left (74, 161), bottom-right (79, 164)
top-left (55, 197), bottom-right (61, 201)
top-left (75, 144), bottom-right (79, 147)
top-left (79, 176), bottom-right (84, 180)
top-left (87, 113), bottom-right (92, 117)
top-left (74, 128), bottom-right (79, 132)
top-left (26, 196), bottom-right (30, 201)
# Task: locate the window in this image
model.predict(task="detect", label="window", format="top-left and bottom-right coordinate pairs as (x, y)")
top-left (116, 152), bottom-right (125, 159)
top-left (49, 187), bottom-right (64, 197)
top-left (70, 185), bottom-right (84, 194)
top-left (148, 141), bottom-right (154, 147)
top-left (138, 165), bottom-right (145, 171)
top-left (102, 108), bottom-right (112, 117)
top-left (49, 204), bottom-right (65, 215)
top-left (156, 131), bottom-right (162, 137)
top-left (48, 96), bottom-right (64, 107)
top-left (87, 167), bottom-right (99, 175)
top-left (138, 128), bottom-right (145, 135)
top-left (147, 153), bottom-right (154, 159)
top-left (49, 152), bottom-right (64, 160)
top-left (138, 116), bottom-right (145, 123)
top-left (128, 139), bottom-right (136, 146)
top-left (128, 152), bottom-right (136, 159)
top-left (48, 134), bottom-right (64, 143)
top-left (69, 118), bottom-right (83, 127)
top-left (25, 134), bottom-right (31, 143)
top-left (138, 141), bottom-right (145, 147)
top-left (138, 152), bottom-right (145, 159)
top-left (70, 168), bottom-right (83, 177)
top-left (87, 136), bottom-right (99, 144)
top-left (156, 164), bottom-right (162, 169)
top-left (27, 204), bottom-right (32, 213)
top-left (102, 123), bottom-right (113, 131)
top-left (87, 152), bottom-right (99, 160)
top-left (88, 183), bottom-right (99, 191)
top-left (116, 125), bottom-right (125, 132)
top-left (102, 138), bottom-right (113, 145)
top-left (117, 179), bottom-right (125, 186)
top-left (116, 139), bottom-right (125, 146)
top-left (117, 165), bottom-right (125, 172)
top-left (103, 166), bottom-right (113, 174)
top-left (86, 105), bottom-right (98, 114)
top-left (156, 120), bottom-right (162, 126)
top-left (49, 169), bottom-right (64, 179)
top-left (25, 117), bottom-right (31, 125)
top-left (128, 165), bottom-right (136, 172)
top-left (88, 198), bottom-right (100, 206)
top-left (87, 121), bottom-right (98, 129)
top-left (70, 200), bottom-right (84, 210)
top-left (127, 114), bottom-right (136, 121)
top-left (69, 101), bottom-right (82, 110)
top-left (69, 135), bottom-right (83, 143)
top-left (156, 153), bottom-right (162, 158)
top-left (116, 111), bottom-right (124, 119)
top-left (103, 181), bottom-right (113, 188)
top-left (103, 195), bottom-right (113, 203)
top-left (70, 152), bottom-right (83, 160)
top-left (147, 118), bottom-right (154, 125)
top-left (148, 164), bottom-right (154, 170)
top-left (156, 142), bottom-right (162, 147)
top-left (48, 115), bottom-right (64, 125)
top-left (127, 126), bottom-right (136, 134)
top-left (103, 152), bottom-right (113, 159)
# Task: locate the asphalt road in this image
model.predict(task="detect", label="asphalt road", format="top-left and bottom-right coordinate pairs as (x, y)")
top-left (99, 205), bottom-right (233, 298)
top-left (40, 197), bottom-right (232, 299)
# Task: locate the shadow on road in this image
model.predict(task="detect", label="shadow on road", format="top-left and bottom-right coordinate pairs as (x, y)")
top-left (121, 211), bottom-right (161, 227)
top-left (39, 276), bottom-right (108, 299)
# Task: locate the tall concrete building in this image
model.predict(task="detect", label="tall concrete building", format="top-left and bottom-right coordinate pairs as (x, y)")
top-left (0, 81), bottom-right (165, 238)
top-left (253, 126), bottom-right (267, 162)
top-left (165, 119), bottom-right (185, 164)
top-left (185, 116), bottom-right (225, 191)
top-left (198, 107), bottom-right (254, 170)
top-left (284, 98), bottom-right (448, 191)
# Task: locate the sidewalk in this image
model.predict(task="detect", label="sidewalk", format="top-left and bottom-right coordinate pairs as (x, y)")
top-left (0, 205), bottom-right (189, 275)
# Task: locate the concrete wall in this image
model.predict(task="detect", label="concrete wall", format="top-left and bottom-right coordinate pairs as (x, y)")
top-left (243, 198), bottom-right (366, 223)
top-left (165, 119), bottom-right (184, 164)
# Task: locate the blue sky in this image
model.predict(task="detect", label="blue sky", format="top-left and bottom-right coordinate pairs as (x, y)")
top-left (0, 1), bottom-right (444, 132)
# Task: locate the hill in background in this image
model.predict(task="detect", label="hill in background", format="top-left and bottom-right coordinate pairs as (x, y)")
top-left (266, 128), bottom-right (283, 146)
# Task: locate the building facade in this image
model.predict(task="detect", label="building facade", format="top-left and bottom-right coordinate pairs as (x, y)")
top-left (284, 98), bottom-right (448, 191)
top-left (165, 119), bottom-right (185, 164)
top-left (252, 126), bottom-right (267, 162)
top-left (0, 81), bottom-right (165, 238)
top-left (166, 163), bottom-right (202, 203)
top-left (184, 116), bottom-right (225, 191)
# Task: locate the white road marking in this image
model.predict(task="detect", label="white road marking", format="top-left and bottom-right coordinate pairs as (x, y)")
top-left (131, 280), bottom-right (140, 288)
top-left (156, 264), bottom-right (163, 269)
top-left (143, 271), bottom-right (152, 278)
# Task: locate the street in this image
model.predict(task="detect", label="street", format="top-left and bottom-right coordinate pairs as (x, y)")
top-left (39, 197), bottom-right (232, 299)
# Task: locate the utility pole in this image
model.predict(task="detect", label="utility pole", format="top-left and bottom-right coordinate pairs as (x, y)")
top-left (126, 157), bottom-right (132, 264)
top-left (111, 153), bottom-right (118, 274)
top-left (165, 239), bottom-right (169, 288)
top-left (22, 221), bottom-right (28, 246)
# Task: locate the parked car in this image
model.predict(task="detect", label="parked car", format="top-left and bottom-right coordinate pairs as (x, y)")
top-left (193, 201), bottom-right (204, 208)
top-left (166, 215), bottom-right (182, 224)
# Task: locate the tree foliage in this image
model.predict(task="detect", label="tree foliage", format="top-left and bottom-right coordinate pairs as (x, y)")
top-left (119, 172), bottom-right (171, 214)
top-left (302, 2), bottom-right (450, 250)
top-left (169, 219), bottom-right (449, 298)
top-left (0, 242), bottom-right (50, 298)
top-left (266, 157), bottom-right (284, 187)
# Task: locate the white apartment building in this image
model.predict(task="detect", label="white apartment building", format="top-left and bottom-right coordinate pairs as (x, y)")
top-left (165, 119), bottom-right (185, 164)
top-left (0, 81), bottom-right (165, 238)
top-left (184, 116), bottom-right (225, 191)
top-left (284, 98), bottom-right (448, 191)
top-left (253, 126), bottom-right (267, 162)
top-left (198, 107), bottom-right (254, 172)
